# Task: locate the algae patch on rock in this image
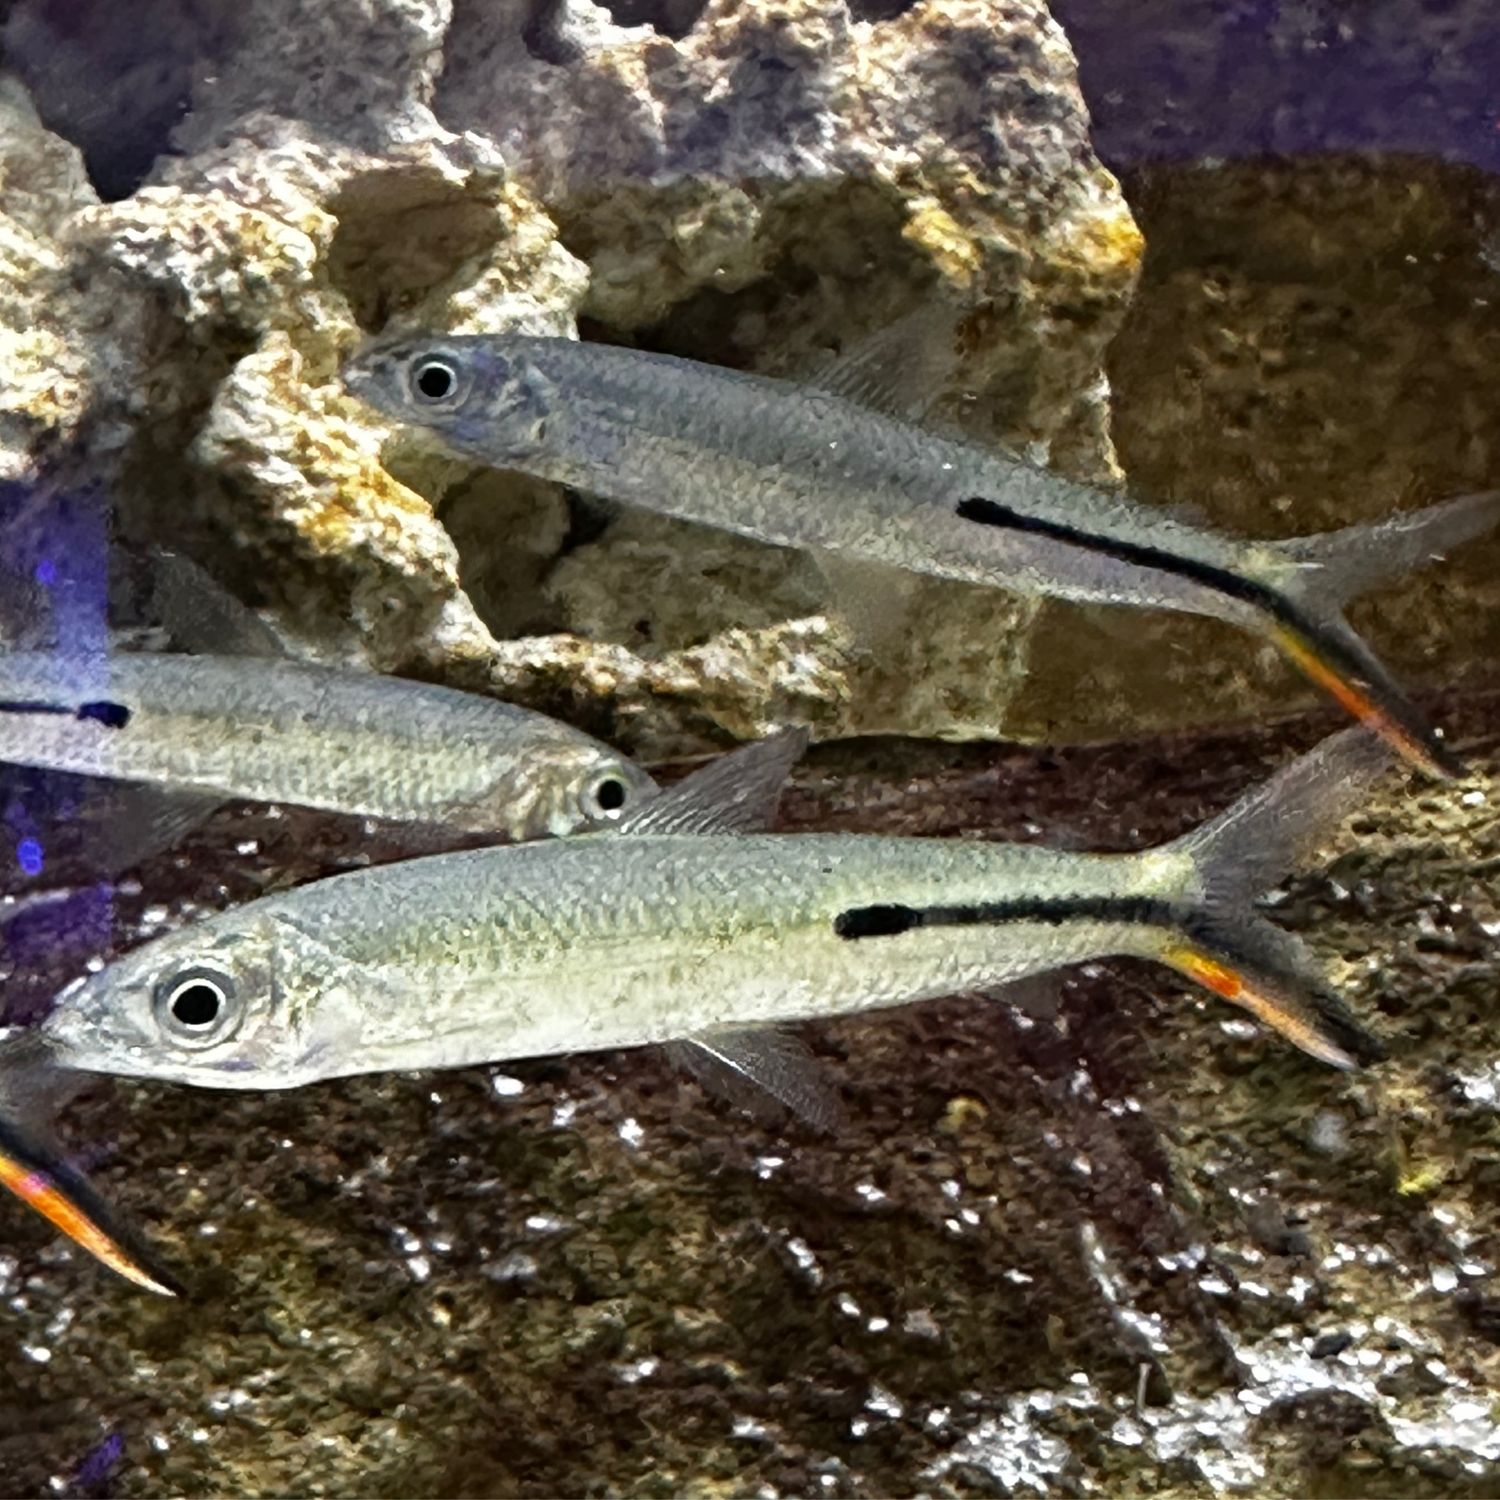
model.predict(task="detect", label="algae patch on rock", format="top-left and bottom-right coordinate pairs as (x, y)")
top-left (1008, 155), bottom-right (1500, 748)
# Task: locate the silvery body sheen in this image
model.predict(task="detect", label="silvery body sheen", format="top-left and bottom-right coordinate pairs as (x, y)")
top-left (344, 331), bottom-right (1500, 778)
top-left (10, 728), bottom-right (1390, 1292)
top-left (0, 651), bottom-right (652, 838)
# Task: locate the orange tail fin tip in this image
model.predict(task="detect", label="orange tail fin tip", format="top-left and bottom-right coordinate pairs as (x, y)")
top-left (1274, 625), bottom-right (1461, 781)
top-left (0, 1132), bottom-right (179, 1297)
top-left (1163, 942), bottom-right (1357, 1072)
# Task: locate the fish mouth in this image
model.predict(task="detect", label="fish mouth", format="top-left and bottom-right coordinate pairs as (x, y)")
top-left (341, 336), bottom-right (424, 405)
top-left (339, 349), bottom-right (386, 403)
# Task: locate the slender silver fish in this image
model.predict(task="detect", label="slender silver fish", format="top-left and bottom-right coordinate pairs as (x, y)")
top-left (343, 326), bottom-right (1500, 778)
top-left (0, 652), bottom-right (654, 840)
top-left (1, 727), bottom-right (1391, 1291)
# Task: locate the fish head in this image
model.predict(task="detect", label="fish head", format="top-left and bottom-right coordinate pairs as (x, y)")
top-left (39, 909), bottom-right (364, 1090)
top-left (438, 737), bottom-right (658, 839)
top-left (342, 334), bottom-right (559, 463)
top-left (529, 743), bottom-right (660, 838)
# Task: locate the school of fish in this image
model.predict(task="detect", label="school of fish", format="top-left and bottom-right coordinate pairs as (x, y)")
top-left (0, 306), bottom-right (1492, 1297)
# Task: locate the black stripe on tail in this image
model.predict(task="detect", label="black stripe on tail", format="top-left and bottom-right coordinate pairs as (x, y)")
top-left (0, 700), bottom-right (132, 728)
top-left (0, 1114), bottom-right (183, 1296)
top-left (833, 894), bottom-right (1383, 1065)
top-left (833, 894), bottom-right (1177, 939)
top-left (955, 496), bottom-right (1457, 777)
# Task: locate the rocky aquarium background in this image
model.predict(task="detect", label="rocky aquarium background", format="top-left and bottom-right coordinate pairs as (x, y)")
top-left (0, 0), bottom-right (1498, 1494)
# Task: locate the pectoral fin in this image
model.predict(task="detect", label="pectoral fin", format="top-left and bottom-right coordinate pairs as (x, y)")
top-left (0, 767), bottom-right (219, 891)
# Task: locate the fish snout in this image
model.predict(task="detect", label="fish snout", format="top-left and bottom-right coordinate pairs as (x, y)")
top-left (340, 345), bottom-right (392, 404)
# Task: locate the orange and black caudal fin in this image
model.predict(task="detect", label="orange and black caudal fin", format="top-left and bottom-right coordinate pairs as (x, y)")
top-left (1161, 915), bottom-right (1384, 1070)
top-left (1263, 488), bottom-right (1500, 779)
top-left (1270, 613), bottom-right (1462, 781)
top-left (1158, 726), bottom-right (1397, 1068)
top-left (0, 1115), bottom-right (182, 1296)
top-left (0, 1034), bottom-right (180, 1297)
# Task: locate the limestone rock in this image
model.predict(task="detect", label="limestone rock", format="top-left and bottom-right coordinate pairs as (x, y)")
top-left (3, 51), bottom-right (592, 670)
top-left (6, 0), bottom-right (1496, 760)
top-left (432, 0), bottom-right (1139, 748)
top-left (0, 74), bottom-right (101, 481)
top-left (4, 0), bottom-right (1140, 754)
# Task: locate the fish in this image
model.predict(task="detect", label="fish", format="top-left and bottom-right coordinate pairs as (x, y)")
top-left (0, 1029), bottom-right (181, 1296)
top-left (0, 651), bottom-right (655, 841)
top-left (2, 725), bottom-right (1392, 1291)
top-left (342, 324), bottom-right (1500, 779)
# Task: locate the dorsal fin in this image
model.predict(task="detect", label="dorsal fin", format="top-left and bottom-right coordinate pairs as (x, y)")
top-left (143, 549), bottom-right (287, 658)
top-left (617, 729), bottom-right (808, 836)
top-left (810, 304), bottom-right (962, 421)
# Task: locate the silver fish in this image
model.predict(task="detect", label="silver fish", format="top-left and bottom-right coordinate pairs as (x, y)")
top-left (0, 651), bottom-right (654, 840)
top-left (6, 727), bottom-right (1391, 1290)
top-left (342, 326), bottom-right (1500, 778)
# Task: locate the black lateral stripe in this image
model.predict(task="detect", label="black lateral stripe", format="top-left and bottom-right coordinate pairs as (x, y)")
top-left (955, 496), bottom-right (1282, 618)
top-left (834, 894), bottom-right (1185, 940)
top-left (0, 699), bottom-right (131, 727)
top-left (833, 904), bottom-right (920, 939)
top-left (78, 701), bottom-right (131, 728)
top-left (0, 700), bottom-right (74, 716)
top-left (954, 495), bottom-right (1445, 762)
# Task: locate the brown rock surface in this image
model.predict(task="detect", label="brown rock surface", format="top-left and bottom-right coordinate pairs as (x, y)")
top-left (0, 692), bottom-right (1497, 1495)
top-left (1008, 155), bottom-right (1500, 746)
top-left (3, 0), bottom-right (1142, 753)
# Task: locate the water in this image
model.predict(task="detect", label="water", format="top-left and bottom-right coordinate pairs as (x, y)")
top-left (1, 0), bottom-right (1498, 1493)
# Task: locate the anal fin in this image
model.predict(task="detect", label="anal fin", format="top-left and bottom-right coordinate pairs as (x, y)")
top-left (667, 1028), bottom-right (844, 1133)
top-left (814, 549), bottom-right (922, 659)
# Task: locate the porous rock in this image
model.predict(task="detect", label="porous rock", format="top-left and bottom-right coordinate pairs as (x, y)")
top-left (2, 38), bottom-right (583, 672)
top-left (0, 74), bottom-right (102, 481)
top-left (437, 0), bottom-right (1141, 750)
top-left (5, 0), bottom-right (1139, 753)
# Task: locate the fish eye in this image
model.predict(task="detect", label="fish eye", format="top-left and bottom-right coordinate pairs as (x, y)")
top-left (581, 768), bottom-right (632, 822)
top-left (410, 355), bottom-right (462, 404)
top-left (153, 967), bottom-right (242, 1049)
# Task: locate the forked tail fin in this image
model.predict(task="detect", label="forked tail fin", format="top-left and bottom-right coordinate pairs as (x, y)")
top-left (0, 1030), bottom-right (180, 1296)
top-left (1155, 728), bottom-right (1398, 1068)
top-left (1255, 489), bottom-right (1500, 779)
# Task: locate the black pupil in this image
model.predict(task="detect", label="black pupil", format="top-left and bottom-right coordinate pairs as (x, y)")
top-left (415, 361), bottom-right (455, 400)
top-left (594, 777), bottom-right (627, 812)
top-left (172, 983), bottom-right (221, 1027)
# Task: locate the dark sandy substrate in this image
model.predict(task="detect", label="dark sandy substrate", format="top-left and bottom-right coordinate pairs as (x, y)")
top-left (0, 685), bottom-right (1497, 1497)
